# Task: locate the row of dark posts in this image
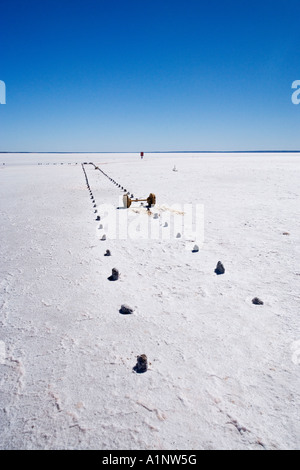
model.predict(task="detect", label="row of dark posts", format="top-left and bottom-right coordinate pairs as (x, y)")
top-left (81, 163), bottom-right (148, 373)
top-left (91, 163), bottom-right (135, 200)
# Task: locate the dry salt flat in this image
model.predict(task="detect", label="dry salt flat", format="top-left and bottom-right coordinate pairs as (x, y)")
top-left (0, 152), bottom-right (299, 450)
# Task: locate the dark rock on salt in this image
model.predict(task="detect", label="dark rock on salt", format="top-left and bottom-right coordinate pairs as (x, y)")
top-left (252, 297), bottom-right (264, 305)
top-left (120, 304), bottom-right (134, 315)
top-left (108, 268), bottom-right (119, 281)
top-left (133, 354), bottom-right (148, 373)
top-left (215, 261), bottom-right (225, 275)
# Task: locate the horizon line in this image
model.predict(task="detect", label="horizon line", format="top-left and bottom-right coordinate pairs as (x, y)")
top-left (1, 150), bottom-right (300, 154)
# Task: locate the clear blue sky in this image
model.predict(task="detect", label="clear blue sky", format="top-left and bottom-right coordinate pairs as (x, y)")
top-left (1, 0), bottom-right (300, 151)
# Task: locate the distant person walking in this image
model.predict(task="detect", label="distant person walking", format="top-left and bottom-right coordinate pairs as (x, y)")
top-left (140, 152), bottom-right (144, 159)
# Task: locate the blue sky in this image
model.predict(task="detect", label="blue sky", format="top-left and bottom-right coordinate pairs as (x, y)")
top-left (0, 0), bottom-right (300, 151)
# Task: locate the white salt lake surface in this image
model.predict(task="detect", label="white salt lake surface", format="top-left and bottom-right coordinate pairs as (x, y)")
top-left (0, 152), bottom-right (299, 449)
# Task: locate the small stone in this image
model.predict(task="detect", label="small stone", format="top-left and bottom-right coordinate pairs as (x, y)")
top-left (109, 268), bottom-right (119, 281)
top-left (192, 244), bottom-right (199, 252)
top-left (101, 234), bottom-right (106, 241)
top-left (120, 304), bottom-right (134, 315)
top-left (163, 222), bottom-right (168, 227)
top-left (134, 354), bottom-right (148, 373)
top-left (176, 232), bottom-right (181, 238)
top-left (96, 216), bottom-right (101, 221)
top-left (104, 249), bottom-right (111, 256)
top-left (215, 261), bottom-right (225, 275)
top-left (153, 213), bottom-right (159, 219)
top-left (252, 297), bottom-right (264, 305)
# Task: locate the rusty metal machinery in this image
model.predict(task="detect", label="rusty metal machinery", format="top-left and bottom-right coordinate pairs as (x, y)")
top-left (123, 193), bottom-right (156, 208)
